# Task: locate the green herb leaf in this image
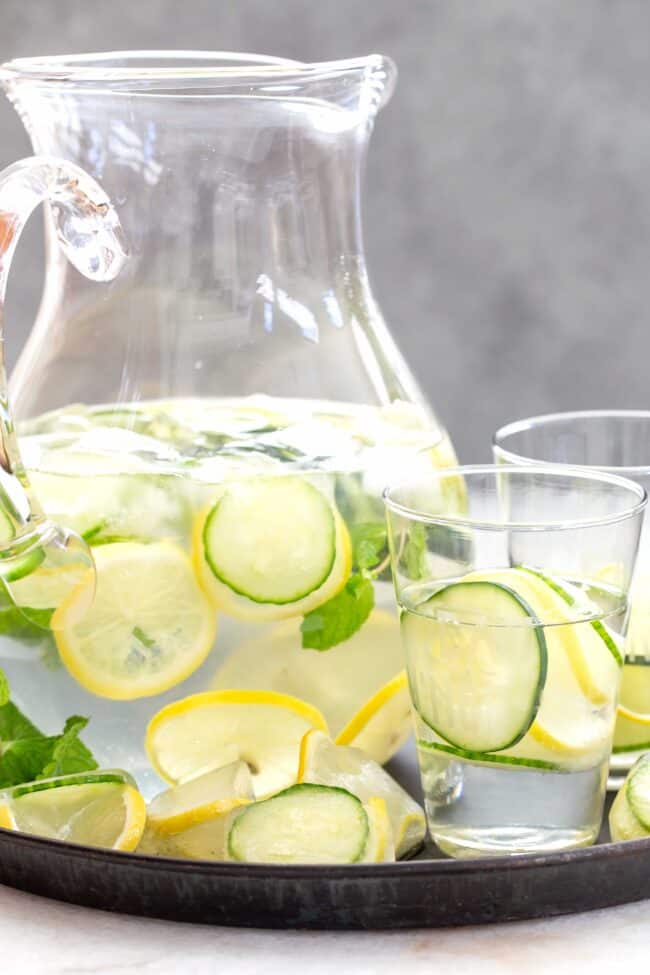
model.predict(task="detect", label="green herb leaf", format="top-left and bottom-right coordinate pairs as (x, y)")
top-left (0, 599), bottom-right (54, 643)
top-left (0, 700), bottom-right (97, 788)
top-left (38, 716), bottom-right (97, 780)
top-left (0, 668), bottom-right (8, 708)
top-left (403, 522), bottom-right (429, 580)
top-left (351, 521), bottom-right (388, 573)
top-left (301, 574), bottom-right (375, 651)
top-left (0, 700), bottom-right (41, 742)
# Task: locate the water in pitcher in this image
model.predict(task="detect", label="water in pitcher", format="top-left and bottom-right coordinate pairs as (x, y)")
top-left (1, 396), bottom-right (456, 798)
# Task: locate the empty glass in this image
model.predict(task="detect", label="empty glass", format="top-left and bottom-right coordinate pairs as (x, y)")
top-left (494, 412), bottom-right (650, 780)
top-left (384, 464), bottom-right (645, 857)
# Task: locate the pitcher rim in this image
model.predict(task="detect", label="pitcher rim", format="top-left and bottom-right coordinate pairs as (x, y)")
top-left (0, 50), bottom-right (397, 106)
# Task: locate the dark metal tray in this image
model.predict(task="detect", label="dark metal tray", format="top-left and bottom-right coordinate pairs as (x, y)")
top-left (0, 744), bottom-right (648, 930)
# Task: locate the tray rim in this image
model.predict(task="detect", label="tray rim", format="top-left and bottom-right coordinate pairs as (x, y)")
top-left (2, 820), bottom-right (649, 878)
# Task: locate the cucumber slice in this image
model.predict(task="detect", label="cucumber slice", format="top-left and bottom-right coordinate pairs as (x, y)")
top-left (226, 783), bottom-right (369, 864)
top-left (609, 758), bottom-right (650, 841)
top-left (626, 754), bottom-right (650, 830)
top-left (609, 784), bottom-right (650, 842)
top-left (7, 769), bottom-right (133, 801)
top-left (417, 739), bottom-right (560, 771)
top-left (203, 477), bottom-right (336, 604)
top-left (403, 581), bottom-right (547, 753)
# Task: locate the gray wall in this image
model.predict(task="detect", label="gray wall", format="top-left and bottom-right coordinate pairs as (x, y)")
top-left (1, 0), bottom-right (649, 461)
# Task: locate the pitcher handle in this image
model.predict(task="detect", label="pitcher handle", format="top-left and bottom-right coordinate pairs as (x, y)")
top-left (0, 156), bottom-right (128, 623)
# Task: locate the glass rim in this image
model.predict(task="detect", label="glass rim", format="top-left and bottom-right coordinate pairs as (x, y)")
top-left (382, 463), bottom-right (647, 532)
top-left (0, 50), bottom-right (397, 105)
top-left (494, 410), bottom-right (650, 476)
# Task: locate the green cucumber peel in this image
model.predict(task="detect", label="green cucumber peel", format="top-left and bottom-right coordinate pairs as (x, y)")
top-left (625, 755), bottom-right (650, 830)
top-left (415, 580), bottom-right (548, 752)
top-left (518, 566), bottom-right (623, 666)
top-left (227, 783), bottom-right (369, 864)
top-left (203, 479), bottom-right (336, 606)
top-left (9, 769), bottom-right (130, 800)
top-left (417, 739), bottom-right (560, 771)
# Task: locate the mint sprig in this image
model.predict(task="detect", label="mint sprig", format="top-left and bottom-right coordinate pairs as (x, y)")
top-left (300, 574), bottom-right (375, 651)
top-left (0, 684), bottom-right (97, 789)
top-left (300, 519), bottom-right (387, 651)
top-left (350, 522), bottom-right (388, 573)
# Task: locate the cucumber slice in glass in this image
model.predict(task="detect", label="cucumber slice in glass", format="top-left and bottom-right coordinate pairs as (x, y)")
top-left (403, 581), bottom-right (547, 753)
top-left (203, 477), bottom-right (336, 604)
top-left (226, 783), bottom-right (369, 864)
top-left (417, 739), bottom-right (559, 771)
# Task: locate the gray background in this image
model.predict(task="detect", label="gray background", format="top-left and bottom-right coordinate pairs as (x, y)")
top-left (1, 0), bottom-right (649, 461)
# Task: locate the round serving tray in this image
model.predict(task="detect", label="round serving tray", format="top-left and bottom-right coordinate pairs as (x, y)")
top-left (0, 745), bottom-right (648, 929)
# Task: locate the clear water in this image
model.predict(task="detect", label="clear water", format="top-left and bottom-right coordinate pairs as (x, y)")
top-left (400, 574), bottom-right (625, 856)
top-left (417, 740), bottom-right (606, 857)
top-left (1, 397), bottom-right (454, 799)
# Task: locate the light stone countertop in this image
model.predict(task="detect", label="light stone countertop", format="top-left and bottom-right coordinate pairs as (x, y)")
top-left (2, 882), bottom-right (650, 975)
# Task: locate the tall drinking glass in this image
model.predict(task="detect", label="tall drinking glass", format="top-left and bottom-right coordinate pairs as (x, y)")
top-left (384, 465), bottom-right (645, 858)
top-left (494, 412), bottom-right (650, 780)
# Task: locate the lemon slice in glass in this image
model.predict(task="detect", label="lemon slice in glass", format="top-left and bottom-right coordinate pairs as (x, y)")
top-left (0, 770), bottom-right (145, 851)
top-left (52, 541), bottom-right (217, 700)
top-left (146, 689), bottom-right (328, 798)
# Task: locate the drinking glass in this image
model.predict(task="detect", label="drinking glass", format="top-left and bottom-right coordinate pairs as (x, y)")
top-left (384, 465), bottom-right (645, 858)
top-left (494, 412), bottom-right (650, 780)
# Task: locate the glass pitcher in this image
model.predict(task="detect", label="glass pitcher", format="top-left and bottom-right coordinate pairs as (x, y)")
top-left (0, 52), bottom-right (456, 797)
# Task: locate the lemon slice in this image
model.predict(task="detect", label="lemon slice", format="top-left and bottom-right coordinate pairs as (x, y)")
top-left (211, 609), bottom-right (409, 764)
top-left (154, 812), bottom-right (236, 861)
top-left (147, 761), bottom-right (254, 835)
top-left (146, 689), bottom-right (328, 798)
top-left (362, 797), bottom-right (395, 862)
top-left (0, 770), bottom-right (146, 851)
top-left (193, 481), bottom-right (352, 622)
top-left (614, 663), bottom-right (650, 752)
top-left (52, 542), bottom-right (217, 700)
top-left (7, 559), bottom-right (96, 628)
top-left (297, 729), bottom-right (425, 858)
top-left (335, 671), bottom-right (412, 764)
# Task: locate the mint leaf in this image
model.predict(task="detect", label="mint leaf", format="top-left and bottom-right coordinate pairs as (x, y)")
top-left (0, 700), bottom-right (41, 742)
top-left (301, 574), bottom-right (375, 651)
top-left (0, 736), bottom-right (58, 789)
top-left (0, 701), bottom-right (97, 788)
top-left (351, 522), bottom-right (387, 573)
top-left (403, 522), bottom-right (429, 580)
top-left (0, 669), bottom-right (8, 708)
top-left (0, 600), bottom-right (53, 642)
top-left (38, 716), bottom-right (97, 780)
